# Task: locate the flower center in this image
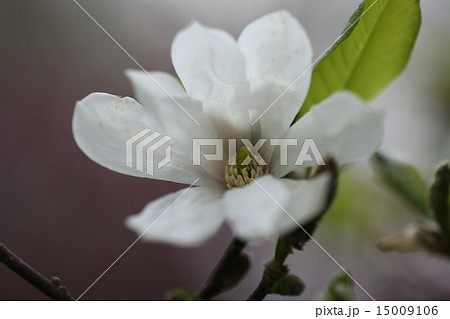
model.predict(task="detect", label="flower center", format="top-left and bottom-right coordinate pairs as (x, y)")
top-left (225, 147), bottom-right (269, 189)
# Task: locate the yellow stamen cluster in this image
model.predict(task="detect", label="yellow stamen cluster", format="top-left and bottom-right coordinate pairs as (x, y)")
top-left (225, 147), bottom-right (269, 189)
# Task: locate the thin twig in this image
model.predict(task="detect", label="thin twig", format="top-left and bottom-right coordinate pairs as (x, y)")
top-left (0, 242), bottom-right (74, 300)
top-left (197, 238), bottom-right (246, 300)
top-left (248, 280), bottom-right (270, 301)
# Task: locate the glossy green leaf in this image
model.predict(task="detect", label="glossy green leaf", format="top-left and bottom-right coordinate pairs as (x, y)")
top-left (373, 153), bottom-right (429, 216)
top-left (324, 0), bottom-right (367, 58)
top-left (297, 0), bottom-right (421, 119)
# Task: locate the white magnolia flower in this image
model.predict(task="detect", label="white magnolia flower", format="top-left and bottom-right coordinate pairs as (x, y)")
top-left (73, 11), bottom-right (382, 246)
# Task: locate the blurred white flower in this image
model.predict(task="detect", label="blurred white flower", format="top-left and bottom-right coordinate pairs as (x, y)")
top-left (72, 11), bottom-right (382, 246)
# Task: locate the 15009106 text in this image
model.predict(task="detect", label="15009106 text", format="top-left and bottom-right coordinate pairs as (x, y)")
top-left (376, 306), bottom-right (438, 316)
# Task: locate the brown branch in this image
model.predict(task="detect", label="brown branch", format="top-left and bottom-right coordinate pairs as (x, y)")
top-left (0, 242), bottom-right (74, 300)
top-left (197, 238), bottom-right (247, 300)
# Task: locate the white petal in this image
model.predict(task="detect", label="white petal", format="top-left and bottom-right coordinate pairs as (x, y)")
top-left (223, 173), bottom-right (331, 241)
top-left (125, 70), bottom-right (225, 182)
top-left (239, 11), bottom-right (313, 142)
top-left (270, 91), bottom-right (383, 178)
top-left (171, 22), bottom-right (251, 139)
top-left (126, 187), bottom-right (225, 246)
top-left (125, 70), bottom-right (216, 140)
top-left (224, 175), bottom-right (290, 241)
top-left (73, 93), bottom-right (222, 187)
top-left (277, 173), bottom-right (331, 234)
top-left (125, 69), bottom-right (187, 101)
top-left (247, 81), bottom-right (306, 161)
top-left (239, 10), bottom-right (313, 88)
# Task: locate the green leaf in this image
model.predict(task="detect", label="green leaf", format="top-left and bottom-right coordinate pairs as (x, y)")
top-left (373, 153), bottom-right (429, 216)
top-left (430, 162), bottom-right (450, 244)
top-left (324, 0), bottom-right (367, 58)
top-left (297, 0), bottom-right (421, 119)
top-left (322, 272), bottom-right (355, 301)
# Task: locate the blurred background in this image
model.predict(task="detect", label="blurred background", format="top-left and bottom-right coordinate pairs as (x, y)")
top-left (1, 0), bottom-right (449, 300)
